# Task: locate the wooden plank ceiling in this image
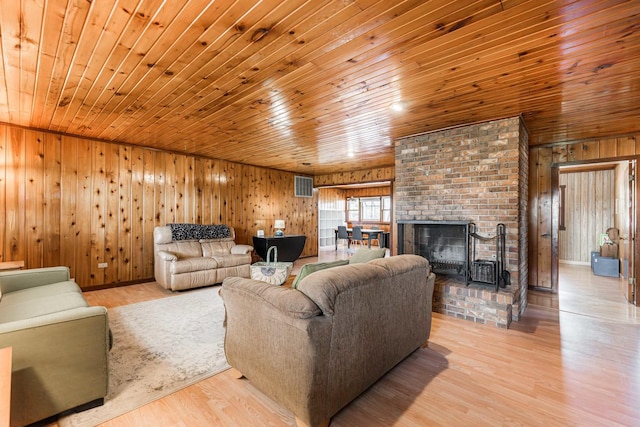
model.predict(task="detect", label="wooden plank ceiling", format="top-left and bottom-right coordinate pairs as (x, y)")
top-left (1, 0), bottom-right (639, 175)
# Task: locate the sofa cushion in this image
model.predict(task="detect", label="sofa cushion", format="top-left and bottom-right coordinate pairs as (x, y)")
top-left (0, 285), bottom-right (88, 323)
top-left (201, 241), bottom-right (235, 257)
top-left (211, 254), bottom-right (251, 268)
top-left (158, 241), bottom-right (203, 258)
top-left (291, 259), bottom-right (350, 289)
top-left (170, 257), bottom-right (219, 274)
top-left (349, 247), bottom-right (386, 264)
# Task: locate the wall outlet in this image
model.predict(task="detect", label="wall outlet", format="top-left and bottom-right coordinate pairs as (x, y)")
top-left (98, 262), bottom-right (108, 268)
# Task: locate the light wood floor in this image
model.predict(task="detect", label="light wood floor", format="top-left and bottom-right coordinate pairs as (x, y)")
top-left (52, 249), bottom-right (640, 426)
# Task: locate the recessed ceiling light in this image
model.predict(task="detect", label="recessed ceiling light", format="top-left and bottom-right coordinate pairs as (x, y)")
top-left (390, 101), bottom-right (406, 112)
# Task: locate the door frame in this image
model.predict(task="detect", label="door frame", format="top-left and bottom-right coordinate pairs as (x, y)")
top-left (629, 160), bottom-right (639, 304)
top-left (551, 159), bottom-right (640, 305)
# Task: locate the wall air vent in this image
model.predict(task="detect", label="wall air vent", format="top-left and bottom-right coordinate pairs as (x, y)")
top-left (294, 176), bottom-right (314, 197)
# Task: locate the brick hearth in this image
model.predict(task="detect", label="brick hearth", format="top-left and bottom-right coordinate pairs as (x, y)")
top-left (434, 276), bottom-right (515, 328)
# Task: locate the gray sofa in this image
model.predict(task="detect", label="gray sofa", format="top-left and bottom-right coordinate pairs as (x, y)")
top-left (0, 266), bottom-right (109, 427)
top-left (154, 224), bottom-right (253, 291)
top-left (221, 254), bottom-right (435, 427)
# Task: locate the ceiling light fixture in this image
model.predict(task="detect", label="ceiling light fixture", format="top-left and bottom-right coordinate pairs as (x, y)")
top-left (390, 101), bottom-right (406, 112)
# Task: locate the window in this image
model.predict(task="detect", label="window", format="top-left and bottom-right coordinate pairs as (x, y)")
top-left (382, 196), bottom-right (391, 222)
top-left (346, 196), bottom-right (391, 223)
top-left (361, 197), bottom-right (381, 221)
top-left (347, 198), bottom-right (360, 222)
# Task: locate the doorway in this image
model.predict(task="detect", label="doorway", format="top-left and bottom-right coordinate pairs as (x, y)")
top-left (317, 181), bottom-right (392, 252)
top-left (553, 160), bottom-right (639, 318)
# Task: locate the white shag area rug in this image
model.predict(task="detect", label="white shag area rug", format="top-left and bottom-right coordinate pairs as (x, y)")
top-left (59, 286), bottom-right (229, 427)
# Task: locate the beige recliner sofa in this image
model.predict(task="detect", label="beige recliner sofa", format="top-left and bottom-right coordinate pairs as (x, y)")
top-left (0, 266), bottom-right (109, 427)
top-left (221, 254), bottom-right (435, 427)
top-left (154, 224), bottom-right (253, 291)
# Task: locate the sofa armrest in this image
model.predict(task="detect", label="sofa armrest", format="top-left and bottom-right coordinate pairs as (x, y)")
top-left (221, 276), bottom-right (332, 425)
top-left (231, 244), bottom-right (253, 255)
top-left (0, 266), bottom-right (71, 294)
top-left (157, 250), bottom-right (178, 261)
top-left (0, 305), bottom-right (110, 426)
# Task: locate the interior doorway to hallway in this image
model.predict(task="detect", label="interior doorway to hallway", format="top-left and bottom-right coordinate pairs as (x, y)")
top-left (554, 160), bottom-right (638, 310)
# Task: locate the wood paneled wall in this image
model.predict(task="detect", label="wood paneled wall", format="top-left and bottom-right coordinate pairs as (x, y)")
top-left (0, 124), bottom-right (317, 289)
top-left (558, 169), bottom-right (615, 263)
top-left (343, 186), bottom-right (391, 198)
top-left (529, 135), bottom-right (638, 290)
top-left (318, 188), bottom-right (346, 211)
top-left (314, 167), bottom-right (394, 187)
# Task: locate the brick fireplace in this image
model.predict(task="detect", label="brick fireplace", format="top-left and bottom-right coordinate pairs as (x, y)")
top-left (394, 116), bottom-right (528, 328)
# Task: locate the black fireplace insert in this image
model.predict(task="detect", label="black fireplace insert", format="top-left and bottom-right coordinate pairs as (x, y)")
top-left (397, 220), bottom-right (508, 290)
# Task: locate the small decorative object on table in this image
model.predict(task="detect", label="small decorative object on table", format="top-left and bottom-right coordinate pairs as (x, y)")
top-left (250, 246), bottom-right (293, 285)
top-left (274, 219), bottom-right (285, 237)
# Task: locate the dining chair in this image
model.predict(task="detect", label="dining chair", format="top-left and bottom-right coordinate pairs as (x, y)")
top-left (337, 225), bottom-right (350, 249)
top-left (351, 226), bottom-right (367, 247)
top-left (368, 231), bottom-right (380, 247)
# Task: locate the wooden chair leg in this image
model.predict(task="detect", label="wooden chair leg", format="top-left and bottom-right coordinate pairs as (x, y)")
top-left (228, 367), bottom-right (244, 379)
top-left (295, 416), bottom-right (330, 427)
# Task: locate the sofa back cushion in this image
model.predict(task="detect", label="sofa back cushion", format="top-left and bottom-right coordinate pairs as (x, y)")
top-left (297, 263), bottom-right (383, 316)
top-left (222, 276), bottom-right (321, 319)
top-left (156, 241), bottom-right (203, 259)
top-left (368, 254), bottom-right (430, 276)
top-left (201, 241), bottom-right (235, 257)
top-left (0, 282), bottom-right (87, 323)
top-left (154, 226), bottom-right (174, 244)
top-left (0, 266), bottom-right (71, 295)
top-left (297, 255), bottom-right (429, 316)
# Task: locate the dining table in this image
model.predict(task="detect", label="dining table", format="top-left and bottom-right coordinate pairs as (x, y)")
top-left (334, 228), bottom-right (387, 249)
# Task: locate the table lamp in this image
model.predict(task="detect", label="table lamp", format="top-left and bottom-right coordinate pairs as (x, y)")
top-left (274, 219), bottom-right (285, 236)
